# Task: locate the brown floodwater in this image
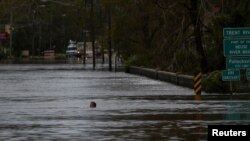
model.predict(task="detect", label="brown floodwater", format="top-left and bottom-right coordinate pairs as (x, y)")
top-left (0, 64), bottom-right (249, 141)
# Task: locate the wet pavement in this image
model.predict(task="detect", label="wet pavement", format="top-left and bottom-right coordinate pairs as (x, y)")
top-left (0, 64), bottom-right (250, 141)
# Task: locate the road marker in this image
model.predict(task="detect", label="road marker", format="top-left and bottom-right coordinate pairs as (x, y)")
top-left (194, 72), bottom-right (202, 95)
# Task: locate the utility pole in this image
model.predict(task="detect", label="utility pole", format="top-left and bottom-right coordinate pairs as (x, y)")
top-left (91, 0), bottom-right (96, 70)
top-left (39, 22), bottom-right (42, 56)
top-left (108, 5), bottom-right (112, 71)
top-left (101, 39), bottom-right (104, 64)
top-left (83, 1), bottom-right (87, 65)
top-left (83, 30), bottom-right (87, 65)
top-left (32, 10), bottom-right (36, 57)
top-left (9, 11), bottom-right (13, 57)
top-left (190, 0), bottom-right (208, 73)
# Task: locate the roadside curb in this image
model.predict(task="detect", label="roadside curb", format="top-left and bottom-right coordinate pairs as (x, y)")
top-left (127, 66), bottom-right (194, 89)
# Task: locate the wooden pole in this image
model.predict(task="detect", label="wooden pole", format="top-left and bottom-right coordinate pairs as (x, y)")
top-left (91, 0), bottom-right (96, 70)
top-left (108, 5), bottom-right (112, 71)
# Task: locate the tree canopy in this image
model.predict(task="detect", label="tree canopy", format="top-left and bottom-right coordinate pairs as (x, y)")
top-left (1, 0), bottom-right (249, 74)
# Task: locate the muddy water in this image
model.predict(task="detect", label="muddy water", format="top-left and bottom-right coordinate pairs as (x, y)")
top-left (0, 64), bottom-right (249, 141)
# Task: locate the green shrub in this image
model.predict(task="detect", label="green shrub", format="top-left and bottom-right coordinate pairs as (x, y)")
top-left (55, 54), bottom-right (66, 60)
top-left (31, 56), bottom-right (43, 60)
top-left (124, 55), bottom-right (137, 72)
top-left (203, 71), bottom-right (230, 93)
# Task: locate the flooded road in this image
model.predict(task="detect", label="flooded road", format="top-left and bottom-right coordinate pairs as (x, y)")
top-left (0, 64), bottom-right (249, 141)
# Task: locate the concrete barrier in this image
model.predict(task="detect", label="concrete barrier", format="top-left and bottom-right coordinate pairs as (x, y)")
top-left (128, 66), bottom-right (194, 89)
top-left (140, 67), bottom-right (158, 80)
top-left (158, 71), bottom-right (178, 85)
top-left (177, 74), bottom-right (194, 89)
top-left (128, 66), bottom-right (250, 93)
top-left (129, 66), bottom-right (142, 75)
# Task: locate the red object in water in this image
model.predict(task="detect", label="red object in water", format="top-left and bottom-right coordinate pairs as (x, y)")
top-left (0, 32), bottom-right (8, 41)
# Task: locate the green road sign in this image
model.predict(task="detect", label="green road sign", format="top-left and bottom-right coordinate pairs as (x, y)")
top-left (222, 69), bottom-right (240, 81)
top-left (224, 38), bottom-right (250, 56)
top-left (247, 70), bottom-right (250, 81)
top-left (226, 57), bottom-right (250, 69)
top-left (224, 27), bottom-right (250, 38)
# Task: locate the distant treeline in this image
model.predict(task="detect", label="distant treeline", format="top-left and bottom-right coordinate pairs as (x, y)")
top-left (1, 0), bottom-right (250, 74)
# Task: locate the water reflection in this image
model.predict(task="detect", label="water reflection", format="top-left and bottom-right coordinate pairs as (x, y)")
top-left (224, 101), bottom-right (250, 120)
top-left (66, 57), bottom-right (83, 64)
top-left (0, 64), bottom-right (249, 141)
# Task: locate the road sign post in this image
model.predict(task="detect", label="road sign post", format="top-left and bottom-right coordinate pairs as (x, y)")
top-left (247, 70), bottom-right (250, 80)
top-left (222, 70), bottom-right (240, 81)
top-left (223, 27), bottom-right (250, 94)
top-left (226, 57), bottom-right (250, 69)
top-left (224, 38), bottom-right (250, 56)
top-left (224, 28), bottom-right (250, 38)
top-left (222, 69), bottom-right (241, 94)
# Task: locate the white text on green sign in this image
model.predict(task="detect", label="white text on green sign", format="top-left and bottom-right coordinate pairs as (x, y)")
top-left (222, 70), bottom-right (240, 81)
top-left (226, 57), bottom-right (250, 69)
top-left (224, 28), bottom-right (250, 38)
top-left (224, 39), bottom-right (250, 56)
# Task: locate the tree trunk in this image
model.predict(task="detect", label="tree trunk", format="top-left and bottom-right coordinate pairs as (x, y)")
top-left (190, 0), bottom-right (208, 73)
